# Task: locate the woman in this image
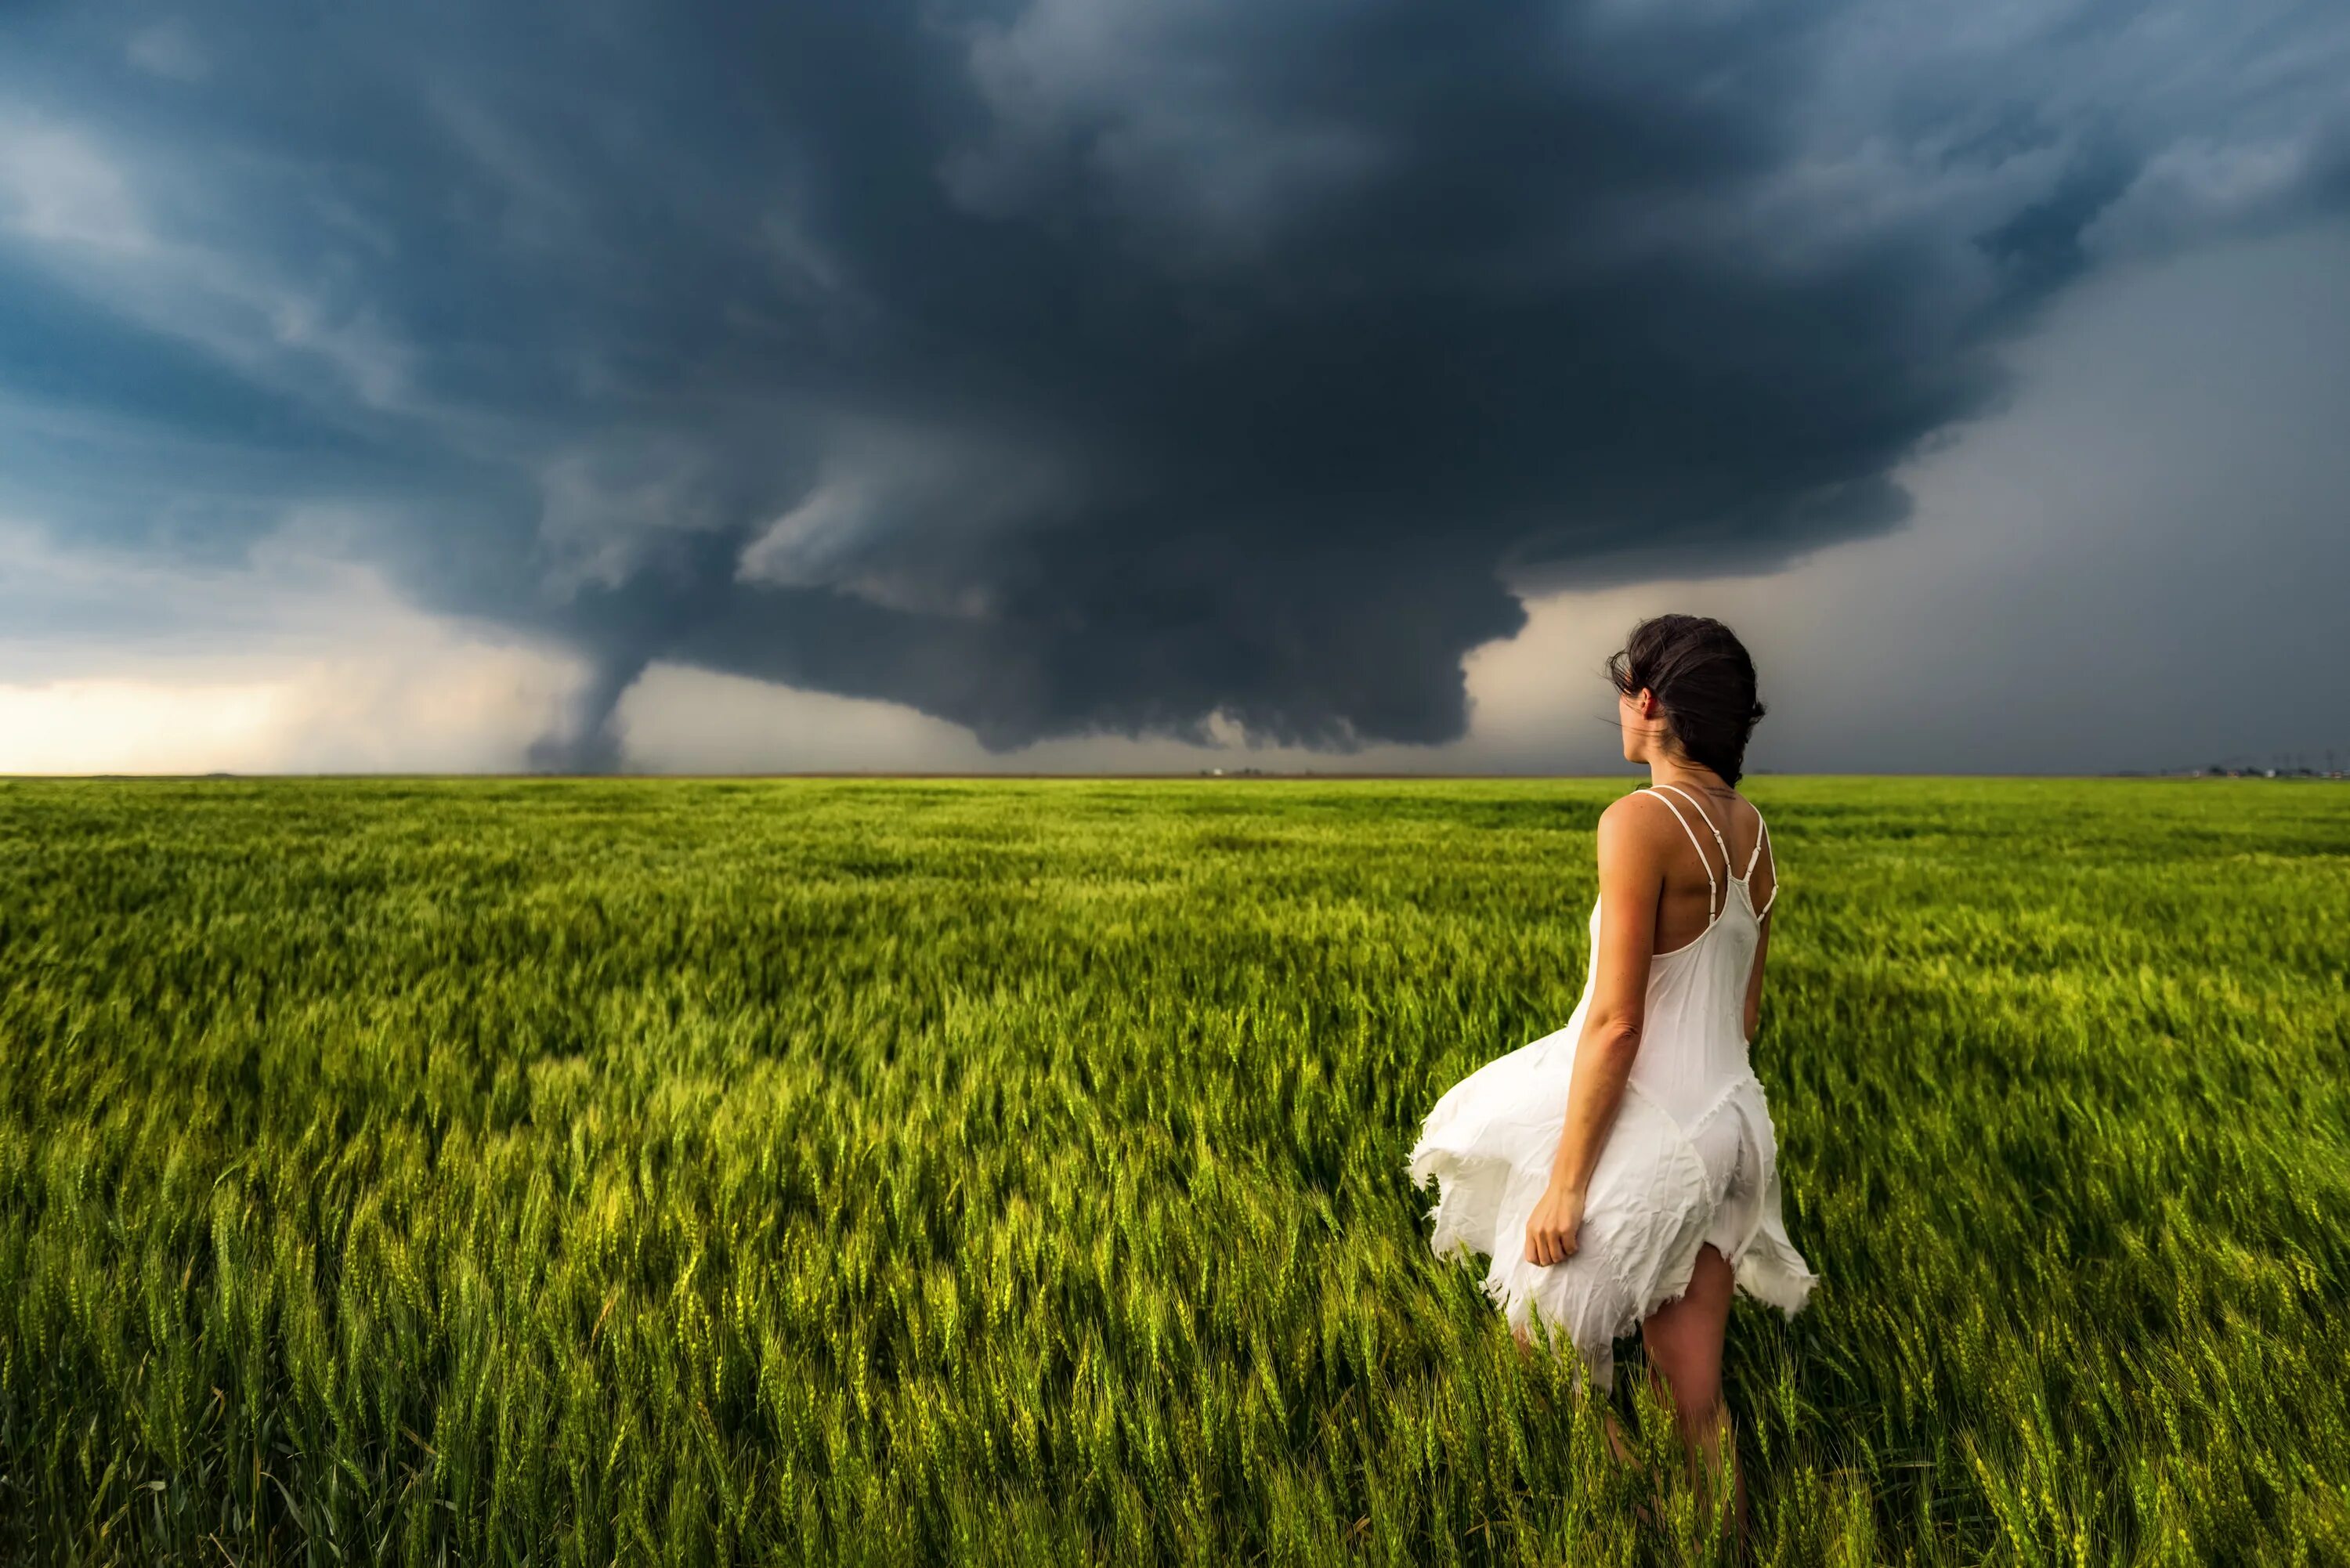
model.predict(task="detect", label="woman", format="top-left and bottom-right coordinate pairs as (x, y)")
top-left (1405, 613), bottom-right (1818, 1534)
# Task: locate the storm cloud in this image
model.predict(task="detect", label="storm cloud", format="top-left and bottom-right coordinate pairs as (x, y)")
top-left (3, 0), bottom-right (2345, 766)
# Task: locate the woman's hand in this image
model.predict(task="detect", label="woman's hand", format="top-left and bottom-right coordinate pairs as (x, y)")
top-left (1524, 1183), bottom-right (1587, 1266)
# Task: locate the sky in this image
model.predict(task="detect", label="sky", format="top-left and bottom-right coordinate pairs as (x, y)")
top-left (2, 0), bottom-right (2346, 775)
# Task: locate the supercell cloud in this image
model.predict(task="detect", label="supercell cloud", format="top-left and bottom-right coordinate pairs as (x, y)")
top-left (1, 0), bottom-right (2345, 765)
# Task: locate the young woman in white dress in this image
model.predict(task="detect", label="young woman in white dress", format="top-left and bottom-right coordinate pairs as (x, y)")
top-left (1405, 613), bottom-right (1818, 1536)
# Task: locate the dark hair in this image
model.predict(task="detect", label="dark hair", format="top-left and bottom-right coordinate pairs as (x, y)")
top-left (1606, 614), bottom-right (1766, 786)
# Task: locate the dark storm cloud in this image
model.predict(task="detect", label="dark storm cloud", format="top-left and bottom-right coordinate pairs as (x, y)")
top-left (2, 0), bottom-right (2345, 764)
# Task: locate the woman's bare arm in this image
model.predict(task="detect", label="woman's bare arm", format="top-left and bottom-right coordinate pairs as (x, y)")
top-left (1743, 909), bottom-right (1772, 1042)
top-left (1525, 797), bottom-right (1661, 1266)
top-left (1741, 815), bottom-right (1775, 1040)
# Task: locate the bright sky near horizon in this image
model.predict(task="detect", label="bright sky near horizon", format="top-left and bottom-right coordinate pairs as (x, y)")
top-left (3, 2), bottom-right (2347, 775)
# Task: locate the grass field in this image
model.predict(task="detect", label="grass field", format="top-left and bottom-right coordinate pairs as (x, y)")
top-left (1, 776), bottom-right (2345, 1566)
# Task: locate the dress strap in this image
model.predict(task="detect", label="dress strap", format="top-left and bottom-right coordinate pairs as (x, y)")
top-left (1650, 782), bottom-right (1733, 868)
top-left (1654, 780), bottom-right (1748, 865)
top-left (1743, 807), bottom-right (1769, 880)
top-left (1638, 786), bottom-right (1719, 923)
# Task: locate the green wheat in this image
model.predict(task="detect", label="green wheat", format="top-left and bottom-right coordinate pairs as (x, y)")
top-left (0, 776), bottom-right (2343, 1565)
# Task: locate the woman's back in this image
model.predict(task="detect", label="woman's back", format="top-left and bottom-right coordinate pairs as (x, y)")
top-left (1642, 783), bottom-right (1774, 956)
top-left (1622, 782), bottom-right (1777, 1129)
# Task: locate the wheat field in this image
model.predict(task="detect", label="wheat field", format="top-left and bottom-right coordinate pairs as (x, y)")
top-left (1, 776), bottom-right (2344, 1565)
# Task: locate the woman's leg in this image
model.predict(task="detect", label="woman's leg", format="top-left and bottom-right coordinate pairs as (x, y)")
top-left (1639, 1244), bottom-right (1747, 1541)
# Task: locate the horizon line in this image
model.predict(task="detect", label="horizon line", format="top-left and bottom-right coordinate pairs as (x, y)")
top-left (4, 769), bottom-right (2335, 782)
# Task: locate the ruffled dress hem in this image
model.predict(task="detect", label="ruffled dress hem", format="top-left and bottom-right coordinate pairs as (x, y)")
top-left (1405, 1074), bottom-right (1819, 1395)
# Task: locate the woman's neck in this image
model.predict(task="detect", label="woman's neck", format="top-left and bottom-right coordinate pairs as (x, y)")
top-left (1647, 757), bottom-right (1733, 797)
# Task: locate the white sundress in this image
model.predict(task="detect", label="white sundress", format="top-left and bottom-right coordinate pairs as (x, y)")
top-left (1404, 784), bottom-right (1819, 1393)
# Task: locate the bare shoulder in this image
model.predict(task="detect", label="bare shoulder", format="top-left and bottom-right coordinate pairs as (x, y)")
top-left (1595, 791), bottom-right (1672, 861)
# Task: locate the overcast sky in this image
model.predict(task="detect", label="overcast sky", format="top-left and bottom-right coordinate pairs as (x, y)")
top-left (2, 0), bottom-right (2345, 775)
